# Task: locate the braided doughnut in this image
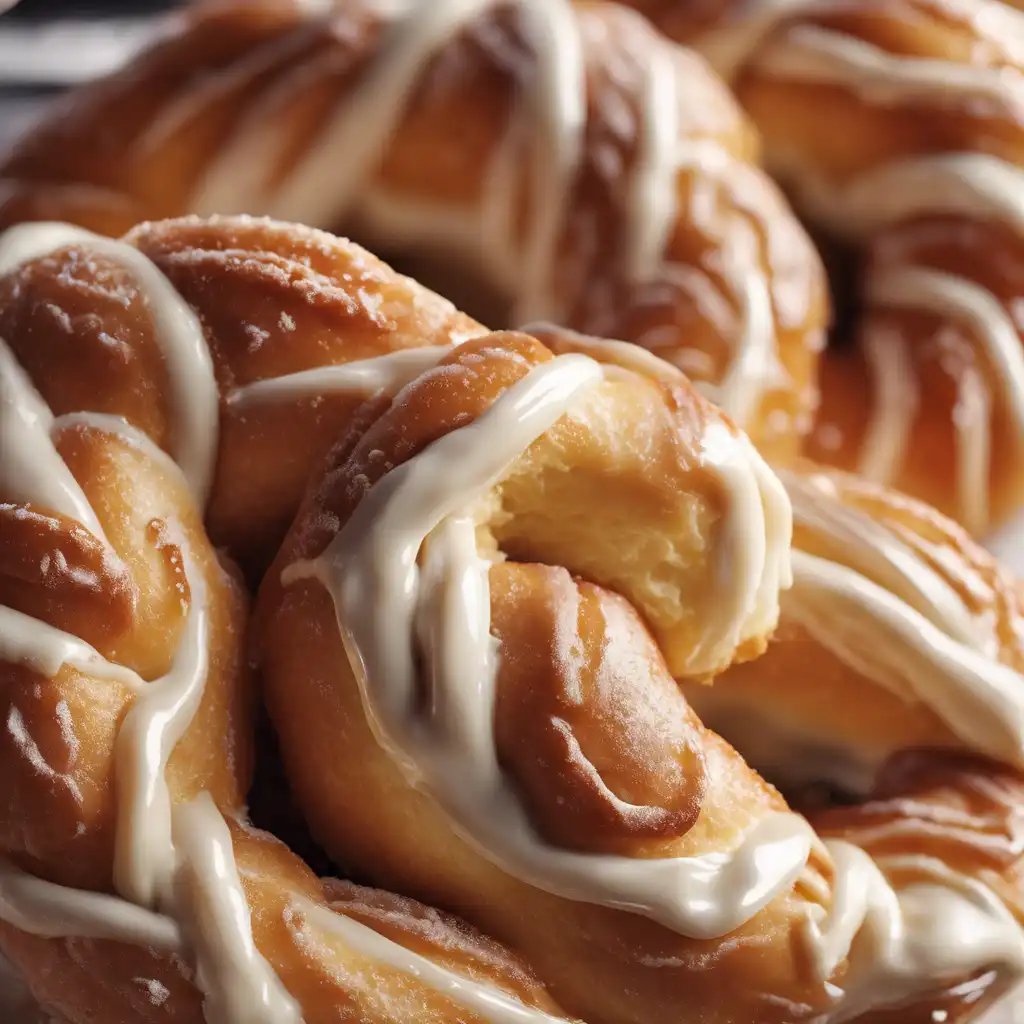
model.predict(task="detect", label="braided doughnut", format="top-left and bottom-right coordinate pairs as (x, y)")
top-left (0, 0), bottom-right (827, 461)
top-left (622, 0), bottom-right (1024, 536)
top-left (0, 215), bottom-right (586, 1023)
top-left (253, 312), bottom-right (1024, 1023)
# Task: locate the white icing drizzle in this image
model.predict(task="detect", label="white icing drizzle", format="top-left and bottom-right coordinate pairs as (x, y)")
top-left (780, 153), bottom-right (1024, 245)
top-left (674, 141), bottom-right (784, 424)
top-left (173, 795), bottom-right (302, 1024)
top-left (754, 25), bottom-right (1024, 112)
top-left (626, 32), bottom-right (678, 283)
top-left (294, 897), bottom-right (565, 1024)
top-left (0, 858), bottom-right (182, 952)
top-left (0, 228), bottom-right (294, 1023)
top-left (691, 0), bottom-right (809, 82)
top-left (0, 338), bottom-right (106, 540)
top-left (955, 367), bottom-right (992, 538)
top-left (866, 266), bottom-right (1024, 531)
top-left (780, 471), bottom-right (1024, 767)
top-left (694, 421), bottom-right (794, 674)
top-left (188, 0), bottom-right (783, 426)
top-left (0, 605), bottom-right (142, 690)
top-left (227, 347), bottom-right (449, 409)
top-left (113, 538), bottom-right (209, 909)
top-left (788, 548), bottom-right (1024, 766)
top-left (192, 0), bottom-right (587, 325)
top-left (868, 269), bottom-right (1024, 443)
top-left (806, 846), bottom-right (1024, 1022)
top-left (284, 355), bottom-right (809, 940)
top-left (0, 223), bottom-right (219, 507)
top-left (857, 326), bottom-right (918, 490)
top-left (769, 466), bottom-right (1024, 1006)
top-left (518, 321), bottom-right (687, 385)
top-left (781, 470), bottom-right (992, 653)
top-left (707, 10), bottom-right (1024, 534)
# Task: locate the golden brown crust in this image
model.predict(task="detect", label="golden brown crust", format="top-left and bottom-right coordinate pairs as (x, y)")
top-left (491, 564), bottom-right (708, 854)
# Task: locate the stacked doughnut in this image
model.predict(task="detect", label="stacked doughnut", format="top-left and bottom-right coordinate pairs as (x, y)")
top-left (1, 2), bottom-right (1024, 1024)
top-left (628, 0), bottom-right (1024, 534)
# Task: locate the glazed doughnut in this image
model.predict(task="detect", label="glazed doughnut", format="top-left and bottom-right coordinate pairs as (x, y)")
top-left (0, 0), bottom-right (827, 459)
top-left (255, 315), bottom-right (1024, 1024)
top-left (622, 0), bottom-right (1024, 535)
top-left (687, 463), bottom-right (1024, 800)
top-left (0, 215), bottom-right (579, 1023)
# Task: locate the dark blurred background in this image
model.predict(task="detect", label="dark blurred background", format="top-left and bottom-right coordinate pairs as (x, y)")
top-left (0, 0), bottom-right (180, 149)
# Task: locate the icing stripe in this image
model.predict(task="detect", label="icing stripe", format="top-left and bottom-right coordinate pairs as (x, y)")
top-left (865, 266), bottom-right (1024, 527)
top-left (0, 605), bottom-right (143, 690)
top-left (113, 540), bottom-right (210, 909)
top-left (788, 549), bottom-right (1024, 768)
top-left (0, 224), bottom-right (219, 507)
top-left (173, 796), bottom-right (302, 1024)
top-left (296, 897), bottom-right (566, 1024)
top-left (0, 337), bottom-right (106, 540)
top-left (754, 25), bottom-right (1024, 110)
top-left (857, 325), bottom-right (918, 490)
top-left (227, 347), bottom-right (449, 409)
top-left (0, 859), bottom-right (182, 952)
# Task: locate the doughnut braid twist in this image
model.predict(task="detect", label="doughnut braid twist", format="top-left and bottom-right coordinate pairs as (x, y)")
top-left (1, 214), bottom-right (1024, 1023)
top-left (625, 0), bottom-right (1024, 536)
top-left (0, 0), bottom-right (827, 461)
top-left (0, 216), bottom-right (586, 1024)
top-left (255, 302), bottom-right (1024, 1024)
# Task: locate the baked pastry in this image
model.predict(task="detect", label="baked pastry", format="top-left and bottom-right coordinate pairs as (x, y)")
top-left (0, 0), bottom-right (827, 461)
top-left (0, 216), bottom-right (578, 1023)
top-left (623, 0), bottom-right (1024, 536)
top-left (257, 310), bottom-right (1024, 1024)
top-left (3, 212), bottom-right (1024, 1022)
